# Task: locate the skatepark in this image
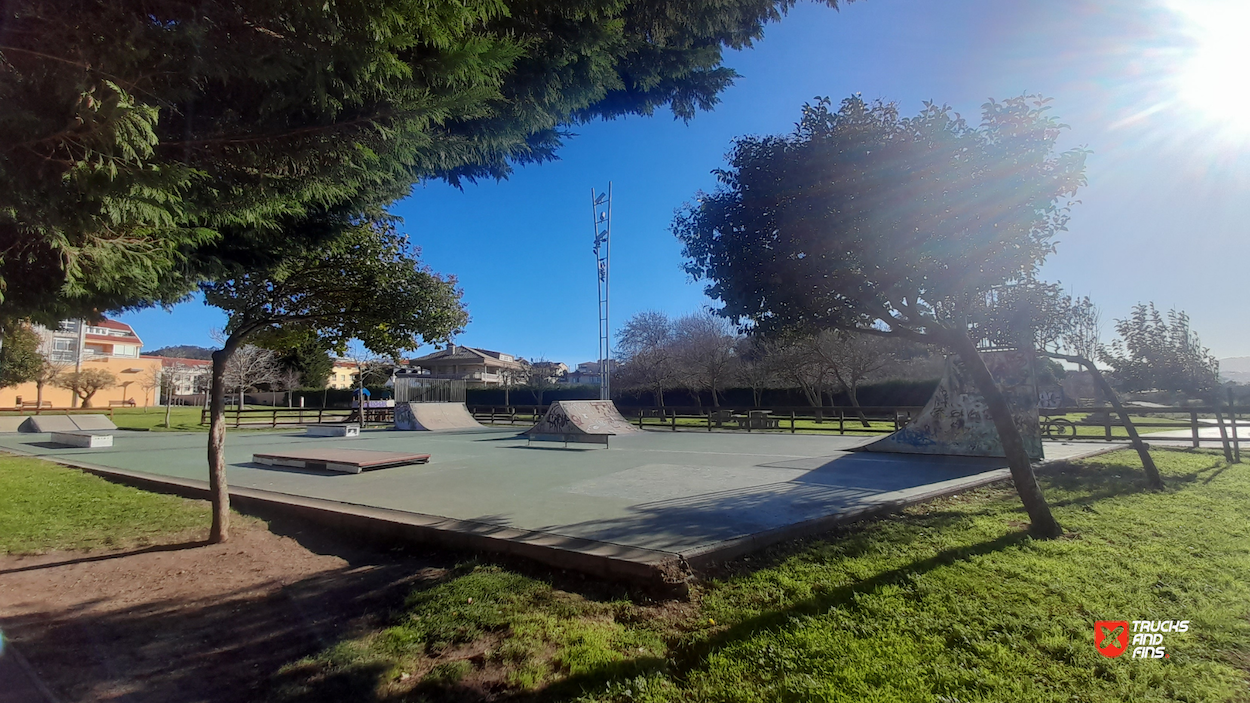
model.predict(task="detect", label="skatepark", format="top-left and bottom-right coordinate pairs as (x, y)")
top-left (0, 395), bottom-right (1114, 586)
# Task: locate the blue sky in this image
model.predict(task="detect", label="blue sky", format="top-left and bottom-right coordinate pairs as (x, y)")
top-left (120, 0), bottom-right (1250, 362)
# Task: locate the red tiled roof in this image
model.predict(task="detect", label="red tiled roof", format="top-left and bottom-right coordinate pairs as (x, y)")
top-left (96, 319), bottom-right (133, 332)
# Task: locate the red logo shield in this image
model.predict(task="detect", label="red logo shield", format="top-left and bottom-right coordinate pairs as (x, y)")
top-left (1095, 620), bottom-right (1129, 658)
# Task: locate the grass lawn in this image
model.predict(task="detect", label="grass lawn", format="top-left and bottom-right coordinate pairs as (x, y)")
top-left (109, 406), bottom-right (209, 431)
top-left (0, 455), bottom-right (208, 554)
top-left (273, 448), bottom-right (1250, 702)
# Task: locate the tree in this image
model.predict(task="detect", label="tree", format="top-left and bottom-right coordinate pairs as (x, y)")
top-left (276, 338), bottom-right (334, 389)
top-left (764, 338), bottom-right (831, 408)
top-left (0, 323), bottom-right (44, 389)
top-left (224, 345), bottom-right (282, 409)
top-left (274, 369), bottom-right (303, 408)
top-left (1, 0), bottom-right (842, 325)
top-left (734, 337), bottom-right (777, 407)
top-left (33, 358), bottom-right (68, 409)
top-left (1039, 295), bottom-right (1163, 488)
top-left (1102, 303), bottom-right (1219, 397)
top-left (521, 359), bottom-right (560, 406)
top-left (675, 95), bottom-right (1089, 538)
top-left (673, 312), bottom-right (739, 407)
top-left (200, 218), bottom-right (464, 543)
top-left (54, 368), bottom-right (116, 408)
top-left (811, 330), bottom-right (896, 426)
top-left (616, 311), bottom-right (679, 407)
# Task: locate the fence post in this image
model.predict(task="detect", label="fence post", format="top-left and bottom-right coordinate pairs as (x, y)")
top-left (638, 410), bottom-right (644, 429)
top-left (671, 410), bottom-right (677, 432)
top-left (1229, 389), bottom-right (1242, 463)
top-left (791, 410), bottom-right (796, 434)
top-left (1104, 411), bottom-right (1112, 441)
top-left (272, 408), bottom-right (277, 428)
top-left (839, 409), bottom-right (844, 435)
top-left (1190, 410), bottom-right (1200, 449)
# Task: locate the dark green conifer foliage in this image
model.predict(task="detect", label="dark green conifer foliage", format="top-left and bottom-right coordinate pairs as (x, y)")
top-left (0, 0), bottom-right (841, 322)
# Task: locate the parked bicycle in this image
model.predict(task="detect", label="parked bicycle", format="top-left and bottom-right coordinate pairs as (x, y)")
top-left (1042, 417), bottom-right (1078, 439)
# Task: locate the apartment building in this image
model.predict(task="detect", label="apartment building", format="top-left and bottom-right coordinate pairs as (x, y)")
top-left (2, 318), bottom-right (164, 408)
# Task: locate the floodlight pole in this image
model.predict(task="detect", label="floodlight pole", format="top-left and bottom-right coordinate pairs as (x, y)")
top-left (591, 183), bottom-right (612, 401)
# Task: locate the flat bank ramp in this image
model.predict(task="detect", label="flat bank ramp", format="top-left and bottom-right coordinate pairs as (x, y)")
top-left (395, 402), bottom-right (486, 431)
top-left (528, 400), bottom-right (640, 436)
top-left (19, 414), bottom-right (118, 433)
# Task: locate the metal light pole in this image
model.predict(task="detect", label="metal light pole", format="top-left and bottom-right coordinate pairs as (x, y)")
top-left (591, 184), bottom-right (612, 401)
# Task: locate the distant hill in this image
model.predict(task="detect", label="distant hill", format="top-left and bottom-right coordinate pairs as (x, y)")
top-left (1219, 357), bottom-right (1250, 384)
top-left (148, 345), bottom-right (215, 360)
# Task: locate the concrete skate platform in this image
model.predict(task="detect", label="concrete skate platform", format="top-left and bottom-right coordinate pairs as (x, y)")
top-left (0, 428), bottom-right (1117, 586)
top-left (253, 447), bottom-right (429, 474)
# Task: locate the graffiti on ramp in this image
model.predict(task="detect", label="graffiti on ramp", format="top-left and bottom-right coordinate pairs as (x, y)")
top-left (526, 400), bottom-right (640, 436)
top-left (862, 350), bottom-right (1042, 459)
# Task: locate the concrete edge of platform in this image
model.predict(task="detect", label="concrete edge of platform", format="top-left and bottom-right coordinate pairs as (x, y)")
top-left (0, 450), bottom-right (690, 591)
top-left (678, 468), bottom-right (1014, 570)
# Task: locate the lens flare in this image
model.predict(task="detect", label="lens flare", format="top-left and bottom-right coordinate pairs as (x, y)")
top-left (1169, 1), bottom-right (1250, 140)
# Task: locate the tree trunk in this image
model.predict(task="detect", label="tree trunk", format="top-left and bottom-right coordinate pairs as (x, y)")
top-left (164, 383), bottom-right (173, 428)
top-left (36, 381), bottom-right (44, 408)
top-left (1043, 352), bottom-right (1162, 488)
top-left (208, 342), bottom-right (239, 544)
top-left (949, 329), bottom-right (1063, 538)
top-left (846, 384), bottom-right (871, 428)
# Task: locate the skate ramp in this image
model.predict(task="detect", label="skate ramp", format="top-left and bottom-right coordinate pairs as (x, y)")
top-left (0, 416), bottom-right (29, 433)
top-left (527, 400), bottom-right (640, 436)
top-left (19, 415), bottom-right (79, 433)
top-left (861, 350), bottom-right (1042, 460)
top-left (71, 414), bottom-right (118, 431)
top-left (395, 402), bottom-right (486, 431)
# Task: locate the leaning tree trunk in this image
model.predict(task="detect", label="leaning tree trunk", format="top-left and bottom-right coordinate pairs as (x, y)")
top-left (846, 383), bottom-right (871, 428)
top-left (208, 340), bottom-right (240, 543)
top-left (949, 329), bottom-right (1063, 538)
top-left (1043, 352), bottom-right (1162, 488)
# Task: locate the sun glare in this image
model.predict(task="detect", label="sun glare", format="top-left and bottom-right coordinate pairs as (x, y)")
top-left (1169, 1), bottom-right (1250, 138)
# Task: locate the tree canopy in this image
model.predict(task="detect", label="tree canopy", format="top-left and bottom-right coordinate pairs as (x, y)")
top-left (0, 323), bottom-right (44, 388)
top-left (675, 95), bottom-right (1087, 342)
top-left (199, 216), bottom-right (466, 542)
top-left (1, 0), bottom-right (840, 324)
top-left (674, 94), bottom-right (1089, 538)
top-left (1102, 303), bottom-right (1219, 397)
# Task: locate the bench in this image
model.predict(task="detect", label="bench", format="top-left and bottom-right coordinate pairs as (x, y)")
top-left (108, 399), bottom-right (137, 408)
top-left (18, 401), bottom-right (52, 409)
top-left (50, 431), bottom-right (113, 448)
top-left (526, 432), bottom-right (610, 448)
top-left (306, 424), bottom-right (361, 438)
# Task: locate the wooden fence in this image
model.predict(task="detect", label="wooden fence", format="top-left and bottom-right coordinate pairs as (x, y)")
top-left (469, 404), bottom-right (1247, 447)
top-left (198, 406), bottom-right (393, 428)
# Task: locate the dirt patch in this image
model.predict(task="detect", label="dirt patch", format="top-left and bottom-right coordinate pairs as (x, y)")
top-left (0, 518), bottom-right (444, 703)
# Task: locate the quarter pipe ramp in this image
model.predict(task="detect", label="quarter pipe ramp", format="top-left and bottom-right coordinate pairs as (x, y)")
top-left (861, 350), bottom-right (1042, 460)
top-left (526, 400), bottom-right (640, 437)
top-left (394, 402), bottom-right (486, 431)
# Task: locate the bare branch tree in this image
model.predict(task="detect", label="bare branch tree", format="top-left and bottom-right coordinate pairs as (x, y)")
top-left (224, 345), bottom-right (281, 408)
top-left (673, 312), bottom-right (739, 407)
top-left (616, 311), bottom-right (679, 407)
top-left (734, 337), bottom-right (777, 408)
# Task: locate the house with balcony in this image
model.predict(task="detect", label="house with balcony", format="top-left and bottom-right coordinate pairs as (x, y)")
top-left (408, 345), bottom-right (525, 386)
top-left (2, 318), bottom-right (165, 409)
